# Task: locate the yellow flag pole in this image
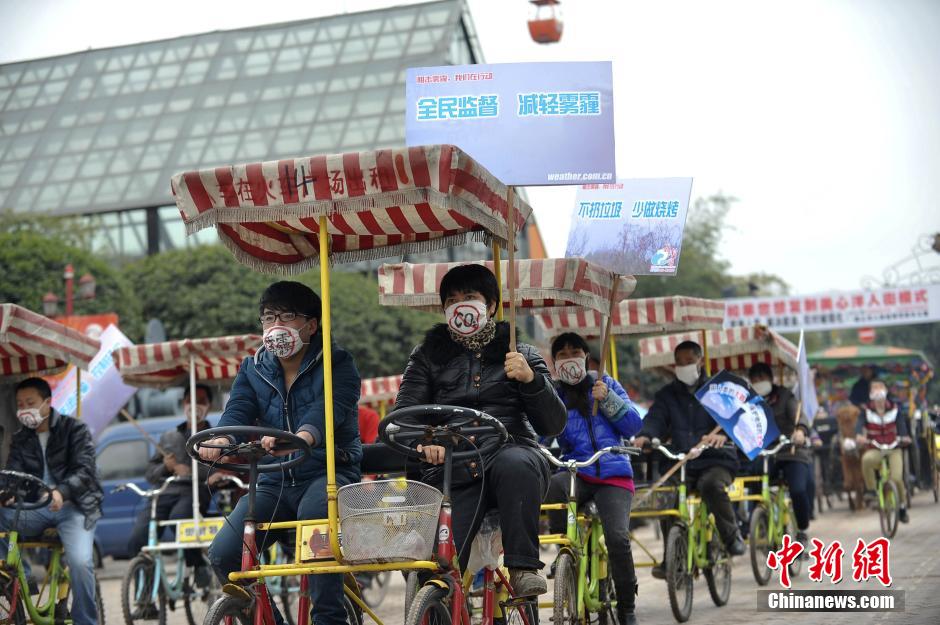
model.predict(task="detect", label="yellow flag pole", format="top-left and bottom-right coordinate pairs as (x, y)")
top-left (609, 334), bottom-right (619, 382)
top-left (319, 215), bottom-right (341, 561)
top-left (492, 241), bottom-right (504, 322)
top-left (701, 329), bottom-right (712, 377)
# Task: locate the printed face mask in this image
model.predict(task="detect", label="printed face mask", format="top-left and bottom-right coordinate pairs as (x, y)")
top-left (555, 357), bottom-right (587, 386)
top-left (752, 381), bottom-right (773, 397)
top-left (262, 325), bottom-right (305, 359)
top-left (444, 300), bottom-right (488, 337)
top-left (675, 363), bottom-right (700, 386)
top-left (17, 402), bottom-right (47, 429)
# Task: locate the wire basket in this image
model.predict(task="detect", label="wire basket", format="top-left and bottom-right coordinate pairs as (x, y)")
top-left (338, 479), bottom-right (443, 564)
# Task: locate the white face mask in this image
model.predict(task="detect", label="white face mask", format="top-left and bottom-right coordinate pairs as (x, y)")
top-left (262, 325), bottom-right (306, 359)
top-left (675, 363), bottom-right (700, 386)
top-left (752, 381), bottom-right (773, 397)
top-left (555, 357), bottom-right (587, 386)
top-left (17, 401), bottom-right (47, 429)
top-left (444, 300), bottom-right (488, 337)
top-left (870, 389), bottom-right (887, 401)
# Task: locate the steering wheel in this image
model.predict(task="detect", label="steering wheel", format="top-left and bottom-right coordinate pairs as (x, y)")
top-left (186, 426), bottom-right (311, 474)
top-left (379, 405), bottom-right (508, 461)
top-left (0, 470), bottom-right (53, 510)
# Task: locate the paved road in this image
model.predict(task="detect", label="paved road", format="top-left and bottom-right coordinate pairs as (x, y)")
top-left (96, 490), bottom-right (939, 625)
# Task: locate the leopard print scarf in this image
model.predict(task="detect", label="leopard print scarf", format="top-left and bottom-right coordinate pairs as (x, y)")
top-left (448, 317), bottom-right (497, 352)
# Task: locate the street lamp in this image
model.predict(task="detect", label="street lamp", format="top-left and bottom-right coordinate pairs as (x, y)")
top-left (42, 264), bottom-right (96, 318)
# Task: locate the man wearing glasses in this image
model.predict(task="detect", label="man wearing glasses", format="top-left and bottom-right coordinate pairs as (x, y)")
top-left (199, 281), bottom-right (362, 625)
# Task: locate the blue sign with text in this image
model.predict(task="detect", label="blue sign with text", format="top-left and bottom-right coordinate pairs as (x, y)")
top-left (695, 370), bottom-right (781, 461)
top-left (405, 62), bottom-right (616, 186)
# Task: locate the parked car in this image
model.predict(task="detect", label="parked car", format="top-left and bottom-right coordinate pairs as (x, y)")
top-left (95, 413), bottom-right (220, 561)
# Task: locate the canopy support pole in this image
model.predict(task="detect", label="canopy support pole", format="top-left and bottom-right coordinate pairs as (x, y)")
top-left (189, 354), bottom-right (201, 532)
top-left (75, 369), bottom-right (82, 418)
top-left (319, 216), bottom-right (342, 561)
top-left (506, 187), bottom-right (517, 351)
top-left (701, 329), bottom-right (712, 377)
top-left (492, 242), bottom-right (504, 322)
top-left (378, 400), bottom-right (387, 419)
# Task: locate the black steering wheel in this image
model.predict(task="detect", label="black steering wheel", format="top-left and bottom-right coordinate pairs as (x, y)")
top-left (379, 405), bottom-right (508, 461)
top-left (186, 426), bottom-right (311, 474)
top-left (0, 470), bottom-right (53, 510)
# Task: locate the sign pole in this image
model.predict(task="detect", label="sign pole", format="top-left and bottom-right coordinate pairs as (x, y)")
top-left (75, 369), bottom-right (82, 418)
top-left (506, 187), bottom-right (517, 352)
top-left (592, 277), bottom-right (621, 415)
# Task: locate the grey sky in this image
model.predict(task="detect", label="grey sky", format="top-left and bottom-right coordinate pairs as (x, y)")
top-left (1, 0), bottom-right (937, 295)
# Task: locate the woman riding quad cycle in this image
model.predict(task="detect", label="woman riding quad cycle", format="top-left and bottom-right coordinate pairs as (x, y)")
top-left (391, 263), bottom-right (567, 598)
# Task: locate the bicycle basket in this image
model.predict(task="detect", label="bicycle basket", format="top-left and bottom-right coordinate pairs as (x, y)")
top-left (338, 479), bottom-right (443, 564)
top-left (631, 485), bottom-right (679, 513)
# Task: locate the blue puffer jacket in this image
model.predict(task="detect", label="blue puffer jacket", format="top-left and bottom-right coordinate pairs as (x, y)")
top-left (220, 331), bottom-right (362, 485)
top-left (554, 374), bottom-right (643, 480)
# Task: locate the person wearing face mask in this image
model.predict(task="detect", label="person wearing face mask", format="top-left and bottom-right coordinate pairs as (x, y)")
top-left (544, 333), bottom-right (643, 625)
top-left (747, 363), bottom-right (813, 547)
top-left (1, 378), bottom-right (102, 625)
top-left (855, 379), bottom-right (911, 523)
top-left (126, 384), bottom-right (215, 595)
top-left (199, 281), bottom-right (362, 625)
top-left (633, 341), bottom-right (744, 580)
top-left (392, 264), bottom-right (567, 598)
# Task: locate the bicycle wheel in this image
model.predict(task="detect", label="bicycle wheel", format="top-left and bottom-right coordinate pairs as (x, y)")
top-left (552, 552), bottom-right (578, 625)
top-left (403, 571), bottom-right (420, 619)
top-left (784, 505), bottom-right (802, 579)
top-left (121, 555), bottom-right (165, 625)
top-left (202, 594), bottom-right (252, 625)
top-left (879, 480), bottom-right (900, 538)
top-left (0, 571), bottom-right (26, 625)
top-left (703, 529), bottom-right (731, 607)
top-left (665, 525), bottom-right (693, 623)
top-left (597, 575), bottom-right (619, 625)
top-left (359, 570), bottom-right (391, 609)
top-left (183, 567), bottom-right (222, 625)
top-left (404, 584), bottom-right (451, 625)
top-left (58, 574), bottom-right (107, 625)
top-left (748, 506), bottom-right (772, 586)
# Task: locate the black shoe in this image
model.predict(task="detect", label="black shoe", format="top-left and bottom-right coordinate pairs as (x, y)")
top-left (130, 604), bottom-right (159, 620)
top-left (618, 608), bottom-right (638, 625)
top-left (726, 534), bottom-right (746, 556)
top-left (650, 563), bottom-right (665, 580)
top-left (899, 508), bottom-right (909, 524)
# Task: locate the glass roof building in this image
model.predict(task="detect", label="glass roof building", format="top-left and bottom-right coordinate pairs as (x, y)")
top-left (0, 0), bottom-right (510, 261)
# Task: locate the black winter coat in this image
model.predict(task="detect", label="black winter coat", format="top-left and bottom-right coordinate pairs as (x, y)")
top-left (6, 410), bottom-right (103, 529)
top-left (764, 385), bottom-right (811, 464)
top-left (393, 322), bottom-right (567, 485)
top-left (639, 376), bottom-right (738, 473)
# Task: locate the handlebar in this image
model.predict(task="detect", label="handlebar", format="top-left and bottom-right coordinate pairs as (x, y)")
top-left (649, 439), bottom-right (686, 461)
top-left (871, 440), bottom-right (900, 451)
top-left (112, 475), bottom-right (188, 498)
top-left (539, 446), bottom-right (639, 470)
top-left (759, 437), bottom-right (792, 457)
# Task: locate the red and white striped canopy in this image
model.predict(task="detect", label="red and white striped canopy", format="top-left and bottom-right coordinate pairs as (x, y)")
top-left (360, 375), bottom-right (403, 405)
top-left (378, 259), bottom-right (636, 313)
top-left (538, 296), bottom-right (726, 338)
top-left (639, 325), bottom-right (799, 372)
top-left (0, 304), bottom-right (101, 380)
top-left (113, 335), bottom-right (260, 388)
top-left (171, 144), bottom-right (531, 274)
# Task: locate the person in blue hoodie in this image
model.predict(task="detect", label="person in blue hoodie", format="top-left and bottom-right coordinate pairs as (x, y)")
top-left (544, 332), bottom-right (644, 625)
top-left (198, 281), bottom-right (361, 625)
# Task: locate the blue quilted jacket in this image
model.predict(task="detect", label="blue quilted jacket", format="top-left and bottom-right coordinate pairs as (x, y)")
top-left (554, 374), bottom-right (643, 480)
top-left (220, 332), bottom-right (362, 485)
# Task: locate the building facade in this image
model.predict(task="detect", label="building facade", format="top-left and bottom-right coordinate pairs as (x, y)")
top-left (0, 0), bottom-right (525, 263)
